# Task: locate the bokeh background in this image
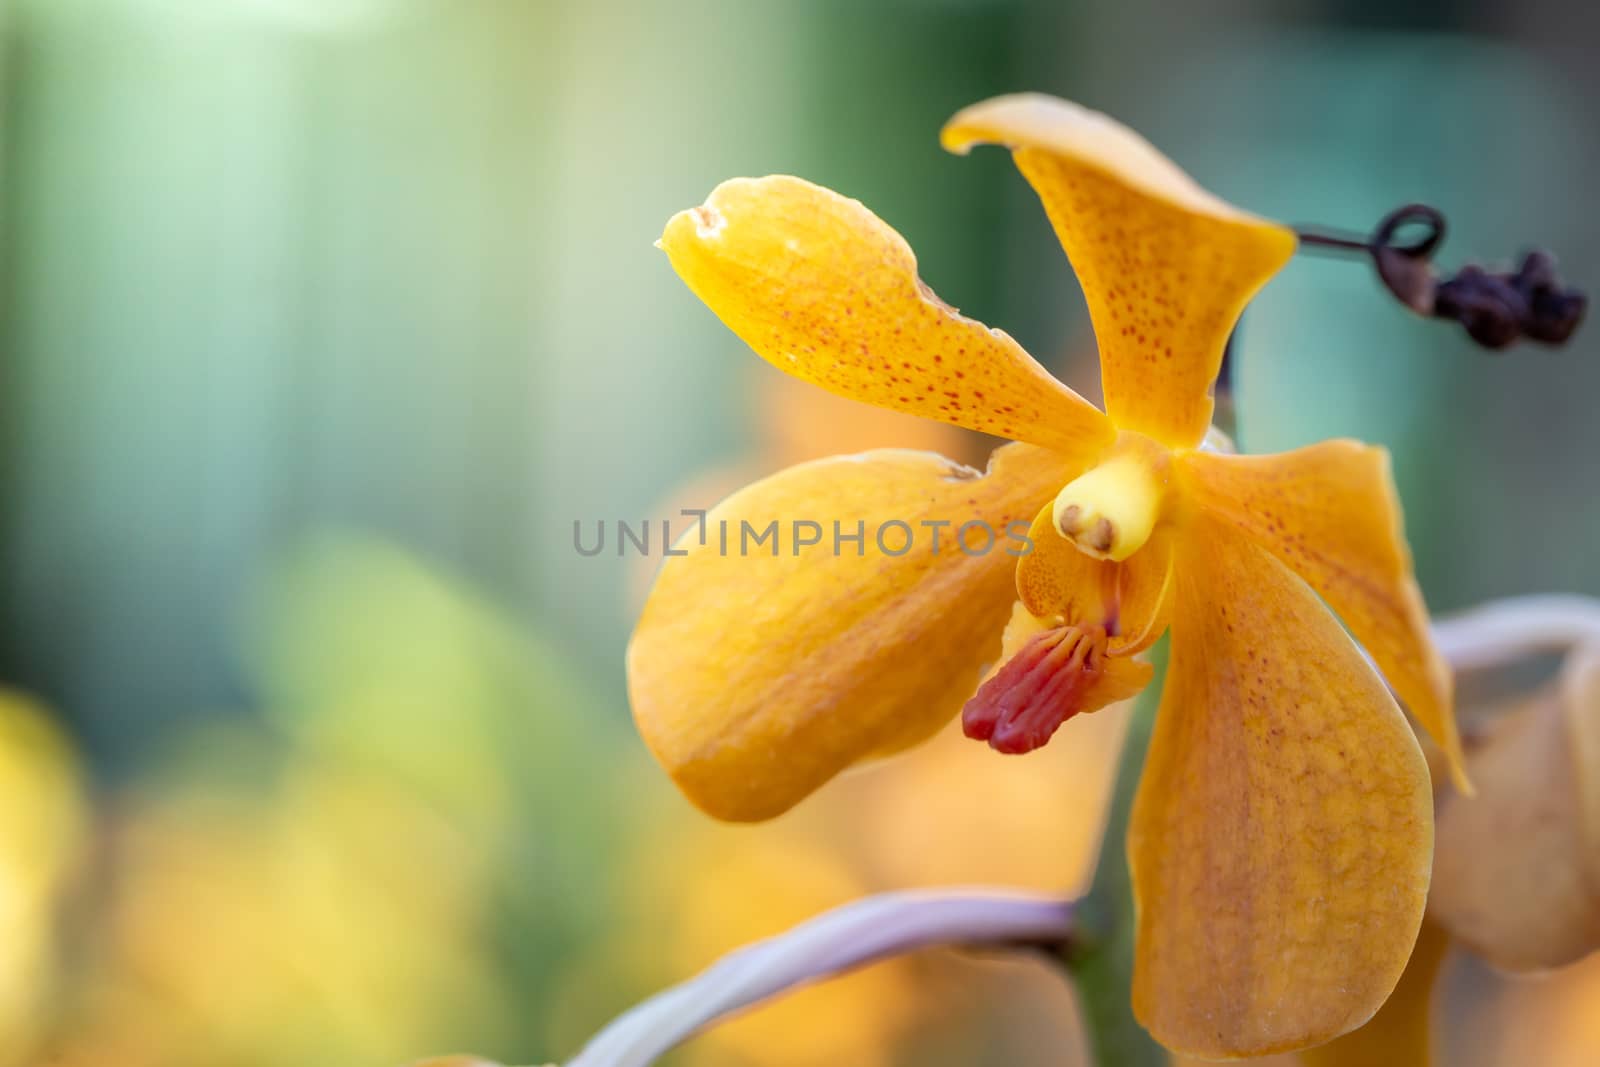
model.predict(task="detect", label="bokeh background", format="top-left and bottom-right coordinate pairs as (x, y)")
top-left (0, 0), bottom-right (1596, 1064)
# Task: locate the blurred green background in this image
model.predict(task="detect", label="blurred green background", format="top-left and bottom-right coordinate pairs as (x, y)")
top-left (0, 0), bottom-right (1595, 1064)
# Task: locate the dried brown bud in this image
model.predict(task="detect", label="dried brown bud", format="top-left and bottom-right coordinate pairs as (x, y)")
top-left (1296, 205), bottom-right (1587, 351)
top-left (1374, 245), bottom-right (1439, 316)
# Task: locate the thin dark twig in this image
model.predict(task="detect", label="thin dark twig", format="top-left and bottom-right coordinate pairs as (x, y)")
top-left (1295, 204), bottom-right (1445, 260)
top-left (1289, 203), bottom-right (1585, 350)
top-left (1293, 230), bottom-right (1373, 254)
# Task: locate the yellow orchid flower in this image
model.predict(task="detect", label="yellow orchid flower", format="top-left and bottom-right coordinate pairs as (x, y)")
top-left (629, 93), bottom-right (1464, 1058)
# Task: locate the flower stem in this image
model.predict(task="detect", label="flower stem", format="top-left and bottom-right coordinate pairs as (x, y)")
top-left (1064, 638), bottom-right (1168, 1067)
top-left (564, 889), bottom-right (1077, 1067)
top-left (1432, 594), bottom-right (1600, 672)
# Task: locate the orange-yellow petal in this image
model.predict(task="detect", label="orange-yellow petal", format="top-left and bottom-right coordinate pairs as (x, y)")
top-left (1129, 514), bottom-right (1432, 1058)
top-left (660, 175), bottom-right (1115, 462)
top-left (1178, 441), bottom-right (1467, 791)
top-left (1298, 919), bottom-right (1450, 1067)
top-left (627, 442), bottom-right (1080, 822)
top-left (1015, 502), bottom-right (1174, 655)
top-left (942, 94), bottom-right (1296, 448)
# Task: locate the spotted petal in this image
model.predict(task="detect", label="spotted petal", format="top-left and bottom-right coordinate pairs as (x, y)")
top-left (1129, 513), bottom-right (1432, 1058)
top-left (628, 442), bottom-right (1080, 822)
top-left (943, 94), bottom-right (1296, 447)
top-left (660, 175), bottom-right (1115, 463)
top-left (1179, 440), bottom-right (1466, 790)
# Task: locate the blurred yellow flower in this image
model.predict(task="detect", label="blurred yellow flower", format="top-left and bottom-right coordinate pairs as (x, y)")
top-left (1485, 950), bottom-right (1600, 1067)
top-left (53, 730), bottom-right (508, 1067)
top-left (631, 93), bottom-right (1458, 1056)
top-left (49, 537), bottom-right (625, 1067)
top-left (852, 710), bottom-right (1125, 893)
top-left (0, 691), bottom-right (86, 1067)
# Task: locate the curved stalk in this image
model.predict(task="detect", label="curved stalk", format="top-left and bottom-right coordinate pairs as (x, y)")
top-left (565, 889), bottom-right (1077, 1067)
top-left (1433, 594), bottom-right (1600, 672)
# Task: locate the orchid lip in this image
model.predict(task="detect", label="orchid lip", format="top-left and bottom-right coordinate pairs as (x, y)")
top-left (963, 624), bottom-right (1110, 754)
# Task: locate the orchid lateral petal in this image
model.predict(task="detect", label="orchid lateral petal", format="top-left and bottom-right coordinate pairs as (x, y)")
top-left (627, 442), bottom-right (1081, 822)
top-left (1014, 502), bottom-right (1173, 656)
top-left (942, 94), bottom-right (1296, 448)
top-left (1129, 514), bottom-right (1432, 1058)
top-left (660, 175), bottom-right (1115, 462)
top-left (1178, 440), bottom-right (1467, 791)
